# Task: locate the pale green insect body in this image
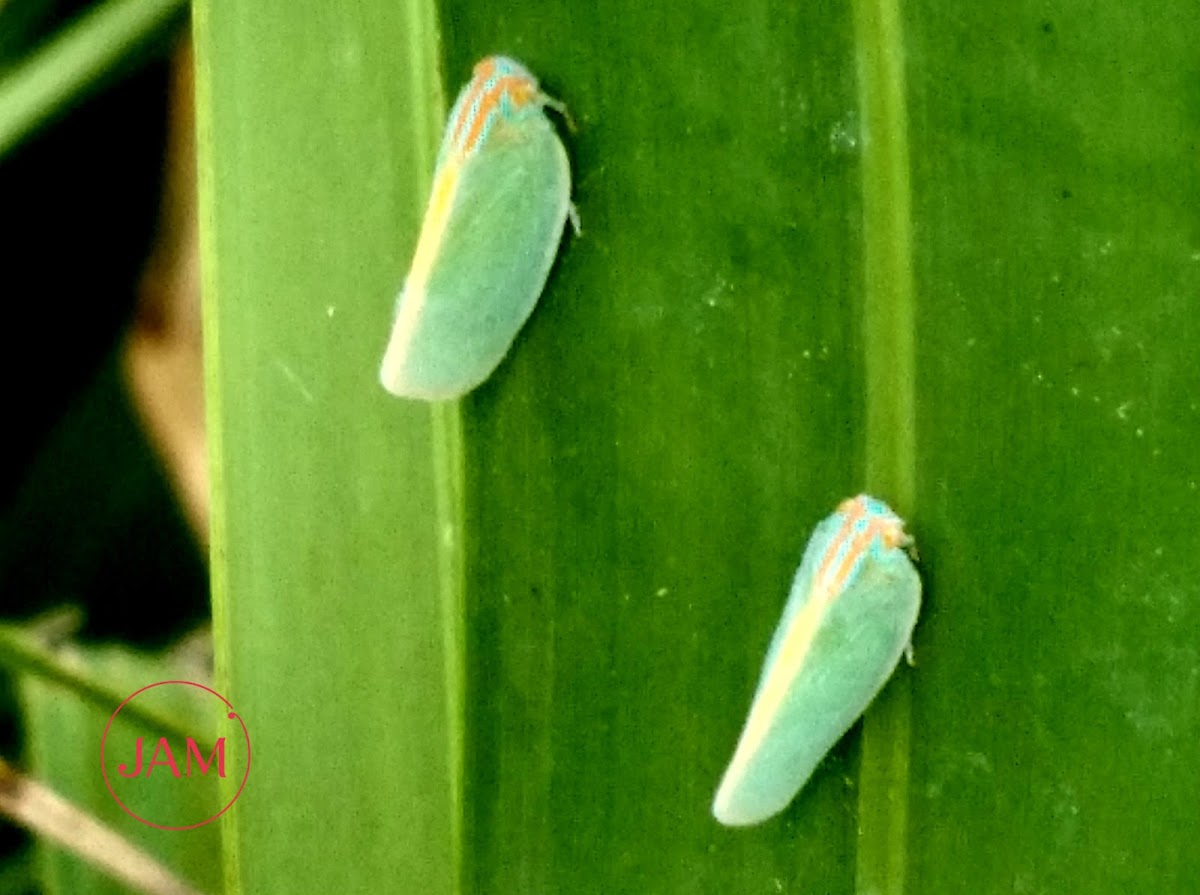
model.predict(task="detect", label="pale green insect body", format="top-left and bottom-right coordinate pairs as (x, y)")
top-left (379, 56), bottom-right (572, 400)
top-left (713, 494), bottom-right (921, 827)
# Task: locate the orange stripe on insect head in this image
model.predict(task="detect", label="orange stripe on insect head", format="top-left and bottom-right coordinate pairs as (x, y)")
top-left (449, 68), bottom-right (498, 156)
top-left (836, 495), bottom-right (869, 516)
top-left (822, 517), bottom-right (888, 600)
top-left (810, 498), bottom-right (868, 598)
top-left (449, 59), bottom-right (498, 151)
top-left (825, 501), bottom-right (901, 593)
top-left (460, 75), bottom-right (539, 157)
top-left (459, 74), bottom-right (537, 156)
top-left (472, 57), bottom-right (498, 80)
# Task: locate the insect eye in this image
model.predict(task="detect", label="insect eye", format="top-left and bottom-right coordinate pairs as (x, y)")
top-left (881, 524), bottom-right (905, 549)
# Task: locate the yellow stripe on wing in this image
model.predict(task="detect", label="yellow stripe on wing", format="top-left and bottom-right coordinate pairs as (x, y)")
top-left (379, 158), bottom-right (463, 388)
top-left (717, 501), bottom-right (868, 794)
